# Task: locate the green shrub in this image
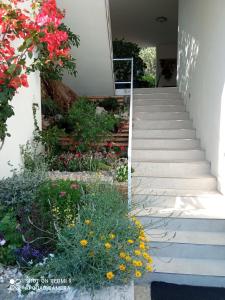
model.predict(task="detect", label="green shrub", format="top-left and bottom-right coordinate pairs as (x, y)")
top-left (0, 168), bottom-right (47, 208)
top-left (0, 209), bottom-right (23, 265)
top-left (51, 152), bottom-right (112, 172)
top-left (68, 98), bottom-right (118, 151)
top-left (35, 125), bottom-right (65, 157)
top-left (41, 98), bottom-right (61, 117)
top-left (99, 98), bottom-right (119, 112)
top-left (113, 39), bottom-right (146, 82)
top-left (116, 164), bottom-right (128, 182)
top-left (17, 180), bottom-right (83, 257)
top-left (142, 74), bottom-right (156, 88)
top-left (37, 180), bottom-right (82, 228)
top-left (20, 141), bottom-right (50, 172)
top-left (29, 184), bottom-right (153, 291)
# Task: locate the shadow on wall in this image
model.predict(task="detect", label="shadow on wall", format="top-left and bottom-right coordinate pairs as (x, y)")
top-left (177, 27), bottom-right (200, 104)
top-left (178, 26), bottom-right (225, 194)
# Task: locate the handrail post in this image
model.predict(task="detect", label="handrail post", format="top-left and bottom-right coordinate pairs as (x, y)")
top-left (113, 58), bottom-right (134, 209)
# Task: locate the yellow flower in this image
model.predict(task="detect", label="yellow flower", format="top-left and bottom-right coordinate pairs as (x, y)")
top-left (143, 252), bottom-right (150, 260)
top-left (139, 236), bottom-right (146, 242)
top-left (134, 250), bottom-right (141, 256)
top-left (125, 255), bottom-right (132, 262)
top-left (106, 272), bottom-right (115, 280)
top-left (120, 252), bottom-right (126, 259)
top-left (89, 231), bottom-right (94, 237)
top-left (128, 239), bottom-right (134, 244)
top-left (139, 242), bottom-right (146, 250)
top-left (84, 220), bottom-right (91, 225)
top-left (131, 217), bottom-right (137, 222)
top-left (135, 221), bottom-right (143, 229)
top-left (133, 260), bottom-right (143, 267)
top-left (105, 242), bottom-right (112, 250)
top-left (80, 240), bottom-right (88, 247)
top-left (67, 223), bottom-right (75, 228)
top-left (89, 251), bottom-right (95, 257)
top-left (119, 264), bottom-right (126, 271)
top-left (140, 230), bottom-right (145, 236)
top-left (109, 233), bottom-right (116, 240)
top-left (135, 270), bottom-right (142, 278)
top-left (146, 264), bottom-right (153, 272)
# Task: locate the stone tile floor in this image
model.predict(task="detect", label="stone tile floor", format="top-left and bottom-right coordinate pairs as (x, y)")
top-left (135, 285), bottom-right (151, 300)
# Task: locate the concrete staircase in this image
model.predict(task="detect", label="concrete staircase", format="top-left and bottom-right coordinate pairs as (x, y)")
top-left (132, 87), bottom-right (225, 287)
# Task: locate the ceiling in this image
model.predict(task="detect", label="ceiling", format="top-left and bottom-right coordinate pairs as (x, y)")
top-left (109, 0), bottom-right (178, 47)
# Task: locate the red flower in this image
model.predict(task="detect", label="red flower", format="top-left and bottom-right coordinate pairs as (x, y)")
top-left (59, 191), bottom-right (67, 197)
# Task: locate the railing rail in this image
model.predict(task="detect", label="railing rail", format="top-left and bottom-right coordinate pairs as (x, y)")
top-left (113, 58), bottom-right (134, 209)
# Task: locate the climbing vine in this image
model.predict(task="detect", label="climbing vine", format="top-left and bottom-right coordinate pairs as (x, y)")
top-left (0, 0), bottom-right (76, 144)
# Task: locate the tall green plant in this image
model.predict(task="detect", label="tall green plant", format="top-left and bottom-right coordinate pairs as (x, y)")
top-left (113, 39), bottom-right (146, 82)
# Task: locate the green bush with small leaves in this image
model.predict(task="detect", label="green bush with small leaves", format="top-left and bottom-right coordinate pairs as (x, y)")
top-left (0, 209), bottom-right (23, 266)
top-left (68, 98), bottom-right (118, 151)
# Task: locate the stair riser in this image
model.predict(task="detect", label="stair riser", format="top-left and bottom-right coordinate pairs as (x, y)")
top-left (134, 112), bottom-right (189, 120)
top-left (133, 130), bottom-right (196, 139)
top-left (132, 188), bottom-right (220, 197)
top-left (132, 139), bottom-right (200, 150)
top-left (134, 87), bottom-right (179, 94)
top-left (132, 150), bottom-right (205, 161)
top-left (150, 242), bottom-right (225, 260)
top-left (132, 194), bottom-right (223, 209)
top-left (134, 100), bottom-right (184, 106)
top-left (134, 120), bottom-right (193, 130)
top-left (134, 94), bottom-right (181, 99)
top-left (138, 216), bottom-right (225, 232)
top-left (135, 105), bottom-right (186, 112)
top-left (132, 177), bottom-right (217, 191)
top-left (132, 162), bottom-right (210, 177)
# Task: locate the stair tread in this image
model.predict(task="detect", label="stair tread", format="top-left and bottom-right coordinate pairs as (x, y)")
top-left (132, 205), bottom-right (225, 220)
top-left (147, 229), bottom-right (225, 245)
top-left (152, 256), bottom-right (225, 277)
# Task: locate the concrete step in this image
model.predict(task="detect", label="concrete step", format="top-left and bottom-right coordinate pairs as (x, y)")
top-left (135, 105), bottom-right (186, 112)
top-left (133, 111), bottom-right (190, 120)
top-left (132, 139), bottom-right (200, 150)
top-left (132, 161), bottom-right (210, 177)
top-left (151, 256), bottom-right (225, 279)
top-left (134, 120), bottom-right (193, 130)
top-left (132, 176), bottom-right (217, 191)
top-left (132, 188), bottom-right (222, 197)
top-left (134, 99), bottom-right (184, 106)
top-left (151, 242), bottom-right (225, 260)
top-left (133, 129), bottom-right (196, 139)
top-left (132, 193), bottom-right (225, 210)
top-left (132, 149), bottom-right (204, 161)
top-left (134, 87), bottom-right (179, 94)
top-left (148, 229), bottom-right (225, 246)
top-left (134, 93), bottom-right (181, 100)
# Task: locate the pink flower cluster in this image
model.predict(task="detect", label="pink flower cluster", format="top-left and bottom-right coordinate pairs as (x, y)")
top-left (0, 0), bottom-right (70, 91)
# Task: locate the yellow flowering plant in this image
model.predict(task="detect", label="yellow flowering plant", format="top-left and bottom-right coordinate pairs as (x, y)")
top-left (29, 184), bottom-right (153, 291)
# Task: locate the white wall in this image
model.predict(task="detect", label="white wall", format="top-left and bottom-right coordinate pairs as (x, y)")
top-left (0, 72), bottom-right (41, 179)
top-left (157, 44), bottom-right (177, 87)
top-left (178, 0), bottom-right (225, 193)
top-left (58, 0), bottom-right (115, 96)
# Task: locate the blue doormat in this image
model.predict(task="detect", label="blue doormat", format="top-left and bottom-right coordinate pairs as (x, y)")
top-left (151, 282), bottom-right (225, 300)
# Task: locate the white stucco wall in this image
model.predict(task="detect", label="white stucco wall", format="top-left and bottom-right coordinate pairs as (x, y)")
top-left (178, 0), bottom-right (225, 193)
top-left (0, 72), bottom-right (41, 179)
top-left (58, 0), bottom-right (115, 96)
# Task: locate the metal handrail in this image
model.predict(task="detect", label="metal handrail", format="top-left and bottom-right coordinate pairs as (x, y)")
top-left (113, 58), bottom-right (134, 209)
